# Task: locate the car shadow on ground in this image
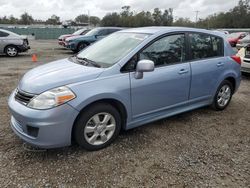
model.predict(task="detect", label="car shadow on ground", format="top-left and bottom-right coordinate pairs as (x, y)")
top-left (16, 106), bottom-right (211, 160)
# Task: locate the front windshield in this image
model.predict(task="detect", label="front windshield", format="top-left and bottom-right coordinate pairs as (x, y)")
top-left (73, 29), bottom-right (85, 35)
top-left (84, 28), bottom-right (100, 36)
top-left (77, 32), bottom-right (150, 67)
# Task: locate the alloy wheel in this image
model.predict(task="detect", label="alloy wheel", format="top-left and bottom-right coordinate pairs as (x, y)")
top-left (84, 112), bottom-right (116, 146)
top-left (217, 85), bottom-right (231, 108)
top-left (6, 47), bottom-right (18, 57)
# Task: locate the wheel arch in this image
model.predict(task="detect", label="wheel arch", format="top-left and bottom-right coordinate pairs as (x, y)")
top-left (71, 98), bottom-right (128, 142)
top-left (77, 40), bottom-right (90, 47)
top-left (225, 76), bottom-right (236, 93)
top-left (4, 44), bottom-right (18, 53)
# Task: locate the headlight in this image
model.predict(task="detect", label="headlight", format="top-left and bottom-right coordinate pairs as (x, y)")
top-left (27, 86), bottom-right (76, 110)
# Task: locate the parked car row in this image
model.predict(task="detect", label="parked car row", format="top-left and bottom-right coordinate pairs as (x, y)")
top-left (227, 32), bottom-right (248, 47)
top-left (58, 28), bottom-right (90, 47)
top-left (0, 29), bottom-right (30, 57)
top-left (58, 27), bottom-right (123, 52)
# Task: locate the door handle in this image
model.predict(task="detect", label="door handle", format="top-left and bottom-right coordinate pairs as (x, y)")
top-left (178, 69), bottom-right (189, 75)
top-left (217, 62), bottom-right (225, 67)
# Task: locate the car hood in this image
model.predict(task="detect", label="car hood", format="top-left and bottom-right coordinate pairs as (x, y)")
top-left (58, 34), bottom-right (71, 40)
top-left (18, 58), bottom-right (104, 94)
top-left (66, 35), bottom-right (92, 42)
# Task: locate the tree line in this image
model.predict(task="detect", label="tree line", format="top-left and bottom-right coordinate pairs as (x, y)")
top-left (0, 0), bottom-right (249, 28)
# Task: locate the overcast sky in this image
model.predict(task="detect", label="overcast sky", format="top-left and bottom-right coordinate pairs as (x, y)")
top-left (0, 0), bottom-right (240, 21)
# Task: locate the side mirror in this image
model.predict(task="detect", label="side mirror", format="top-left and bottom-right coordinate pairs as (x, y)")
top-left (134, 60), bottom-right (155, 79)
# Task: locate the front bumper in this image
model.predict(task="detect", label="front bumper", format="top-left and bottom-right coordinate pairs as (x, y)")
top-left (8, 90), bottom-right (79, 149)
top-left (241, 57), bottom-right (250, 73)
top-left (65, 42), bottom-right (76, 51)
top-left (58, 40), bottom-right (67, 47)
top-left (17, 44), bottom-right (30, 52)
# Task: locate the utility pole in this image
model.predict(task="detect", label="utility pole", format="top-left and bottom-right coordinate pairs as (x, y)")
top-left (195, 10), bottom-right (200, 27)
top-left (88, 10), bottom-right (90, 28)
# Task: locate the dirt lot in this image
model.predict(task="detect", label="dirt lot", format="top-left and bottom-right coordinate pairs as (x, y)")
top-left (0, 40), bottom-right (249, 187)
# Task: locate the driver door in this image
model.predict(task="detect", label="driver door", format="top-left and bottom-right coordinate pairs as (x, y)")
top-left (129, 34), bottom-right (191, 119)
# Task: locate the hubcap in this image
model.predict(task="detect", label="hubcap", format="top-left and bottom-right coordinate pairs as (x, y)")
top-left (217, 85), bottom-right (231, 107)
top-left (79, 44), bottom-right (86, 51)
top-left (84, 113), bottom-right (116, 146)
top-left (7, 47), bottom-right (17, 56)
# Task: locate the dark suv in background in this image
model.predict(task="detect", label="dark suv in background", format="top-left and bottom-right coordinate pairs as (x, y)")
top-left (0, 29), bottom-right (30, 57)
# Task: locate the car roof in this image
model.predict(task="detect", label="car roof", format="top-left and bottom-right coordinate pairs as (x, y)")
top-left (94, 27), bottom-right (124, 30)
top-left (119, 26), bottom-right (225, 37)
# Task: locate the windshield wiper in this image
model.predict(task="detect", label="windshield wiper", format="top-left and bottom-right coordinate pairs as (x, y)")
top-left (76, 56), bottom-right (101, 68)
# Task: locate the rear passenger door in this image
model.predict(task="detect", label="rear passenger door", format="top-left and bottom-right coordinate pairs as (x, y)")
top-left (188, 33), bottom-right (225, 100)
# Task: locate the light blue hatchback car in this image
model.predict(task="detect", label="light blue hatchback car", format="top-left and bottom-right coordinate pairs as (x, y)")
top-left (8, 27), bottom-right (241, 150)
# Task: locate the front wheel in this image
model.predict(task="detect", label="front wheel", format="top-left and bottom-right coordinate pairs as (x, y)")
top-left (77, 42), bottom-right (88, 52)
top-left (73, 103), bottom-right (121, 151)
top-left (5, 45), bottom-right (18, 57)
top-left (212, 80), bottom-right (233, 111)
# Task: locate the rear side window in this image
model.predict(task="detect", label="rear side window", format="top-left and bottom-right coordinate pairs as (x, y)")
top-left (0, 31), bottom-right (9, 37)
top-left (189, 33), bottom-right (224, 60)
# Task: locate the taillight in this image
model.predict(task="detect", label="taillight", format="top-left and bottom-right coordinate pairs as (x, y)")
top-left (231, 55), bottom-right (241, 65)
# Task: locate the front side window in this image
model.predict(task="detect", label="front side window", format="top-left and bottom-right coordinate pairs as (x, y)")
top-left (189, 33), bottom-right (223, 60)
top-left (97, 29), bottom-right (108, 36)
top-left (139, 34), bottom-right (186, 67)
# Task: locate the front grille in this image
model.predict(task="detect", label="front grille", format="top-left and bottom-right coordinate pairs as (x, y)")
top-left (244, 58), bottom-right (250, 63)
top-left (15, 89), bottom-right (35, 105)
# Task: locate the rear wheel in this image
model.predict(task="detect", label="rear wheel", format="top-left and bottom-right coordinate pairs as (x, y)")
top-left (5, 45), bottom-right (18, 57)
top-left (73, 103), bottom-right (121, 151)
top-left (212, 80), bottom-right (233, 111)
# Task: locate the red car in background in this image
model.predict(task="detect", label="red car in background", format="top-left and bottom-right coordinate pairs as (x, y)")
top-left (58, 28), bottom-right (90, 47)
top-left (227, 32), bottom-right (247, 47)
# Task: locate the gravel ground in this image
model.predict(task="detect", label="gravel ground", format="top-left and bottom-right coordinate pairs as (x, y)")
top-left (0, 40), bottom-right (249, 187)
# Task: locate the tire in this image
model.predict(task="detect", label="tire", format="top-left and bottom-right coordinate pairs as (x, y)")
top-left (77, 42), bottom-right (88, 53)
top-left (5, 45), bottom-right (18, 57)
top-left (212, 80), bottom-right (233, 111)
top-left (73, 103), bottom-right (121, 151)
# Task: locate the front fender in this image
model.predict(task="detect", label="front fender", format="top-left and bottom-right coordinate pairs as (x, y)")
top-left (67, 73), bottom-right (132, 122)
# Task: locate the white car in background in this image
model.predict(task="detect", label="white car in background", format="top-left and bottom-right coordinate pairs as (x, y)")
top-left (0, 29), bottom-right (30, 57)
top-left (237, 45), bottom-right (250, 73)
top-left (241, 45), bottom-right (250, 73)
